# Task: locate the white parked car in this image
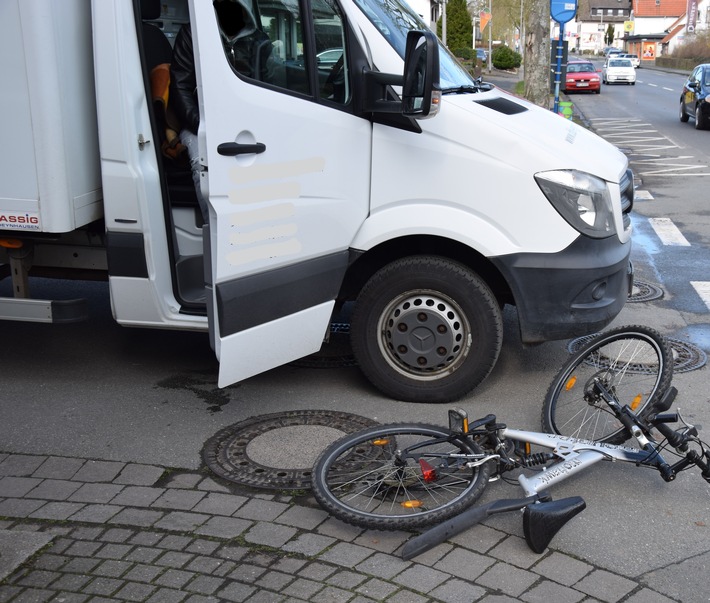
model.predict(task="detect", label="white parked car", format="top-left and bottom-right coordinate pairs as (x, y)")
top-left (619, 53), bottom-right (640, 68)
top-left (602, 58), bottom-right (636, 85)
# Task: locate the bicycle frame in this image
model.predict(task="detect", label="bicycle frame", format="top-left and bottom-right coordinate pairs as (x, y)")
top-left (400, 426), bottom-right (666, 560)
top-left (500, 427), bottom-right (663, 497)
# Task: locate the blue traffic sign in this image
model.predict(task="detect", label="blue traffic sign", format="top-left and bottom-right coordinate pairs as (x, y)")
top-left (550, 0), bottom-right (577, 23)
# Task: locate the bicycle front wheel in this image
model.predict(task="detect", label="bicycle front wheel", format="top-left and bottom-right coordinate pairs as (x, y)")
top-left (311, 423), bottom-right (491, 531)
top-left (542, 325), bottom-right (673, 444)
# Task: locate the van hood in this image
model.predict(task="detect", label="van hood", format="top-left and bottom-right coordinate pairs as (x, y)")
top-left (436, 87), bottom-right (627, 184)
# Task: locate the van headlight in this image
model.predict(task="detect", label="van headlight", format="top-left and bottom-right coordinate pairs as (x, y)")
top-left (535, 170), bottom-right (616, 238)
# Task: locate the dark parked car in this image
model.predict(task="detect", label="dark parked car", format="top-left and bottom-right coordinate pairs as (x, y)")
top-left (680, 64), bottom-right (710, 130)
top-left (563, 60), bottom-right (601, 93)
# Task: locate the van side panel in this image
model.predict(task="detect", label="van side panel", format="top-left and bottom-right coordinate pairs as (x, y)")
top-left (0, 0), bottom-right (103, 233)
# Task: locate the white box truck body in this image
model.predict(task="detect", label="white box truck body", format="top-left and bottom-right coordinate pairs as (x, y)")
top-left (0, 0), bottom-right (634, 402)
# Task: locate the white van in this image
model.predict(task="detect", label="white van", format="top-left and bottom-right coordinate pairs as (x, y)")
top-left (0, 0), bottom-right (633, 403)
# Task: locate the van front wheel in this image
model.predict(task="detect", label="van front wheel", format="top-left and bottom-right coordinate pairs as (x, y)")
top-left (351, 257), bottom-right (503, 403)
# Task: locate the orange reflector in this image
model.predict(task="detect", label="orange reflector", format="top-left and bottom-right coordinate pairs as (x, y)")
top-left (0, 239), bottom-right (23, 249)
top-left (630, 394), bottom-right (643, 411)
top-left (564, 376), bottom-right (577, 391)
top-left (372, 438), bottom-right (390, 446)
top-left (401, 500), bottom-right (423, 508)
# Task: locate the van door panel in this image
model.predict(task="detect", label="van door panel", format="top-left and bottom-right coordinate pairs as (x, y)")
top-left (190, 0), bottom-right (370, 386)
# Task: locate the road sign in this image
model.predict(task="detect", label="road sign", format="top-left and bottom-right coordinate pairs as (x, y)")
top-left (550, 0), bottom-right (577, 24)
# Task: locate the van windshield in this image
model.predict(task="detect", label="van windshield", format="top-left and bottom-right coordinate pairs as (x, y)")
top-left (353, 0), bottom-right (474, 90)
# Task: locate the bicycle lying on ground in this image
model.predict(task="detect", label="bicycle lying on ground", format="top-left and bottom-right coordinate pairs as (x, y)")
top-left (311, 325), bottom-right (710, 559)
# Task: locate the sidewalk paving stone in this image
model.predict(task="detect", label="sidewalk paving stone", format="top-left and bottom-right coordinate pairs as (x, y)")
top-left (114, 464), bottom-right (166, 486)
top-left (69, 483), bottom-right (125, 504)
top-left (243, 522), bottom-right (297, 548)
top-left (33, 457), bottom-right (85, 480)
top-left (476, 562), bottom-right (538, 597)
top-left (282, 533), bottom-right (335, 556)
top-left (529, 551), bottom-right (592, 586)
top-left (154, 511), bottom-right (210, 532)
top-left (573, 569), bottom-right (637, 602)
top-left (392, 564), bottom-right (449, 593)
top-left (195, 516), bottom-right (251, 539)
top-left (152, 490), bottom-right (207, 511)
top-left (111, 486), bottom-right (165, 507)
top-left (73, 460), bottom-right (126, 483)
top-left (26, 479), bottom-right (82, 501)
top-left (0, 477), bottom-right (43, 498)
top-left (233, 499), bottom-right (289, 521)
top-left (191, 492), bottom-right (246, 516)
top-left (74, 507), bottom-right (124, 528)
top-left (0, 455), bottom-right (46, 477)
top-left (30, 501), bottom-right (85, 520)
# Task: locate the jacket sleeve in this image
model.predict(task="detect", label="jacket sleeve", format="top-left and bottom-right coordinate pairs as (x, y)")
top-left (170, 25), bottom-right (200, 135)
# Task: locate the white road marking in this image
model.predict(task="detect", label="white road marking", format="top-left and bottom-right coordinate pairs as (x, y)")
top-left (649, 217), bottom-right (691, 246)
top-left (588, 118), bottom-right (710, 176)
top-left (634, 190), bottom-right (654, 200)
top-left (691, 282), bottom-right (710, 311)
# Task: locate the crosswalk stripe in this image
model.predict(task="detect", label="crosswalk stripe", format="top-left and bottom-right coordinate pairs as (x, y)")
top-left (691, 282), bottom-right (710, 311)
top-left (649, 217), bottom-right (691, 246)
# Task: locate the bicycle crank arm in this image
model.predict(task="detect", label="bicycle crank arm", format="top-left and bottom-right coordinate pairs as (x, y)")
top-left (401, 494), bottom-right (544, 560)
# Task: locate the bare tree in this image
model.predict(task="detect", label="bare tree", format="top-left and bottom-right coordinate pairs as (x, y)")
top-left (523, 0), bottom-right (550, 107)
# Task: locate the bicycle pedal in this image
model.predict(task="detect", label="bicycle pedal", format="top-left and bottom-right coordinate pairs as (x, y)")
top-left (448, 408), bottom-right (469, 434)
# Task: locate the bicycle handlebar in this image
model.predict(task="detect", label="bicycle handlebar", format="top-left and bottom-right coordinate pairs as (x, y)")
top-left (591, 380), bottom-right (709, 481)
top-left (653, 421), bottom-right (692, 451)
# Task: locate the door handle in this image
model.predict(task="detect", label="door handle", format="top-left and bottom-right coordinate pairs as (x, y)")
top-left (217, 142), bottom-right (266, 156)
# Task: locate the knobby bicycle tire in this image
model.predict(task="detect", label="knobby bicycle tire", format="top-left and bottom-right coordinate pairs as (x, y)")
top-left (542, 325), bottom-right (673, 444)
top-left (311, 423), bottom-right (491, 531)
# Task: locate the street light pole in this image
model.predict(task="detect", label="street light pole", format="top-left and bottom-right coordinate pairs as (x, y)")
top-left (487, 0), bottom-right (492, 71)
top-left (519, 0), bottom-right (524, 76)
top-left (443, 0), bottom-right (447, 46)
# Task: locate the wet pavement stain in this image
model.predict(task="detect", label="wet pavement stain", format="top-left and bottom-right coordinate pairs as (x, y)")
top-left (156, 371), bottom-right (234, 413)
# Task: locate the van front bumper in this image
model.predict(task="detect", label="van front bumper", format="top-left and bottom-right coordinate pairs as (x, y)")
top-left (491, 235), bottom-right (632, 343)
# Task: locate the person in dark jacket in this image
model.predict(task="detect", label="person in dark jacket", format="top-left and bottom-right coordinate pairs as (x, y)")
top-left (170, 0), bottom-right (277, 221)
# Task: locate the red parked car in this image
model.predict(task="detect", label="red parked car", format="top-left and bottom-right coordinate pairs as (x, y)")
top-left (564, 60), bottom-right (601, 94)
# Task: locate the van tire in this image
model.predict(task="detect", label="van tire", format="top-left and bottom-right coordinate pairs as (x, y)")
top-left (351, 256), bottom-right (503, 403)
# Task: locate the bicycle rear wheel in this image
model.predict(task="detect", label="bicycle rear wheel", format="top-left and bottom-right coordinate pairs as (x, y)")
top-left (542, 325), bottom-right (673, 444)
top-left (311, 423), bottom-right (491, 531)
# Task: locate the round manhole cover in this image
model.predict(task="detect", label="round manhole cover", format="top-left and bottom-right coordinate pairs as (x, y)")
top-left (628, 280), bottom-right (664, 303)
top-left (202, 410), bottom-right (378, 490)
top-left (290, 323), bottom-right (357, 369)
top-left (667, 338), bottom-right (708, 373)
top-left (567, 334), bottom-right (707, 373)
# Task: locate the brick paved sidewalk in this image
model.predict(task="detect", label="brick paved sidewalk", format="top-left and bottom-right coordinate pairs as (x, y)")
top-left (0, 453), bottom-right (679, 603)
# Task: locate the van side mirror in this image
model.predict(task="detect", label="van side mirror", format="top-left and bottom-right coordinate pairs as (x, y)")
top-left (402, 30), bottom-right (440, 118)
top-left (363, 29), bottom-right (440, 119)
